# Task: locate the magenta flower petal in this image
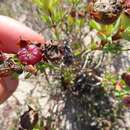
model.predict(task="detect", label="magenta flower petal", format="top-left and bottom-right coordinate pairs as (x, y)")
top-left (18, 44), bottom-right (42, 65)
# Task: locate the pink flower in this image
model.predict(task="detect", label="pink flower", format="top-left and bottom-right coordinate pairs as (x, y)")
top-left (18, 44), bottom-right (42, 65)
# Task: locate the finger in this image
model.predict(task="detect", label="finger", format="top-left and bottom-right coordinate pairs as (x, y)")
top-left (0, 15), bottom-right (45, 103)
top-left (0, 76), bottom-right (18, 103)
top-left (0, 15), bottom-right (45, 54)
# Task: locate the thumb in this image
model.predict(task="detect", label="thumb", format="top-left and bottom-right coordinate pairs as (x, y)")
top-left (0, 15), bottom-right (45, 54)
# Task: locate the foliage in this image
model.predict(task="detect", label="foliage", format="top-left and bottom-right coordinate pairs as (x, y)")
top-left (33, 0), bottom-right (130, 96)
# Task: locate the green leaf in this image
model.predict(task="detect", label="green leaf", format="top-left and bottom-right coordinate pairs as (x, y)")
top-left (103, 43), bottom-right (122, 54)
top-left (36, 62), bottom-right (45, 72)
top-left (49, 0), bottom-right (59, 9)
top-left (67, 0), bottom-right (80, 5)
top-left (89, 20), bottom-right (102, 31)
top-left (122, 27), bottom-right (130, 41)
top-left (124, 86), bottom-right (130, 92)
top-left (33, 128), bottom-right (39, 130)
top-left (34, 0), bottom-right (59, 14)
top-left (75, 18), bottom-right (85, 27)
top-left (128, 67), bottom-right (130, 72)
top-left (9, 128), bottom-right (16, 130)
top-left (101, 24), bottom-right (114, 36)
top-left (51, 8), bottom-right (65, 24)
top-left (111, 16), bottom-right (121, 36)
top-left (25, 72), bottom-right (32, 79)
top-left (121, 13), bottom-right (130, 29)
top-left (97, 32), bottom-right (107, 41)
top-left (36, 62), bottom-right (55, 72)
top-left (41, 15), bottom-right (52, 25)
top-left (51, 128), bottom-right (57, 130)
top-left (115, 91), bottom-right (121, 97)
top-left (106, 36), bottom-right (112, 43)
top-left (33, 0), bottom-right (43, 7)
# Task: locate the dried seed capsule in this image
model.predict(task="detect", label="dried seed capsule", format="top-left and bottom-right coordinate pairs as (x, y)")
top-left (19, 106), bottom-right (38, 130)
top-left (121, 72), bottom-right (130, 87)
top-left (87, 0), bottom-right (125, 24)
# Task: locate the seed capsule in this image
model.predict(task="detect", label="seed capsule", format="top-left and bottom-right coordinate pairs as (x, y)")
top-left (87, 0), bottom-right (125, 24)
top-left (19, 106), bottom-right (38, 130)
top-left (121, 72), bottom-right (130, 87)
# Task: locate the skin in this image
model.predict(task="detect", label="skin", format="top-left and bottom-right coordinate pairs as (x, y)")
top-left (127, 0), bottom-right (130, 4)
top-left (0, 15), bottom-right (45, 103)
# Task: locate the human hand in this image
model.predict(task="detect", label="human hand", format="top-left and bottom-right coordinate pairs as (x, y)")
top-left (0, 15), bottom-right (45, 103)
